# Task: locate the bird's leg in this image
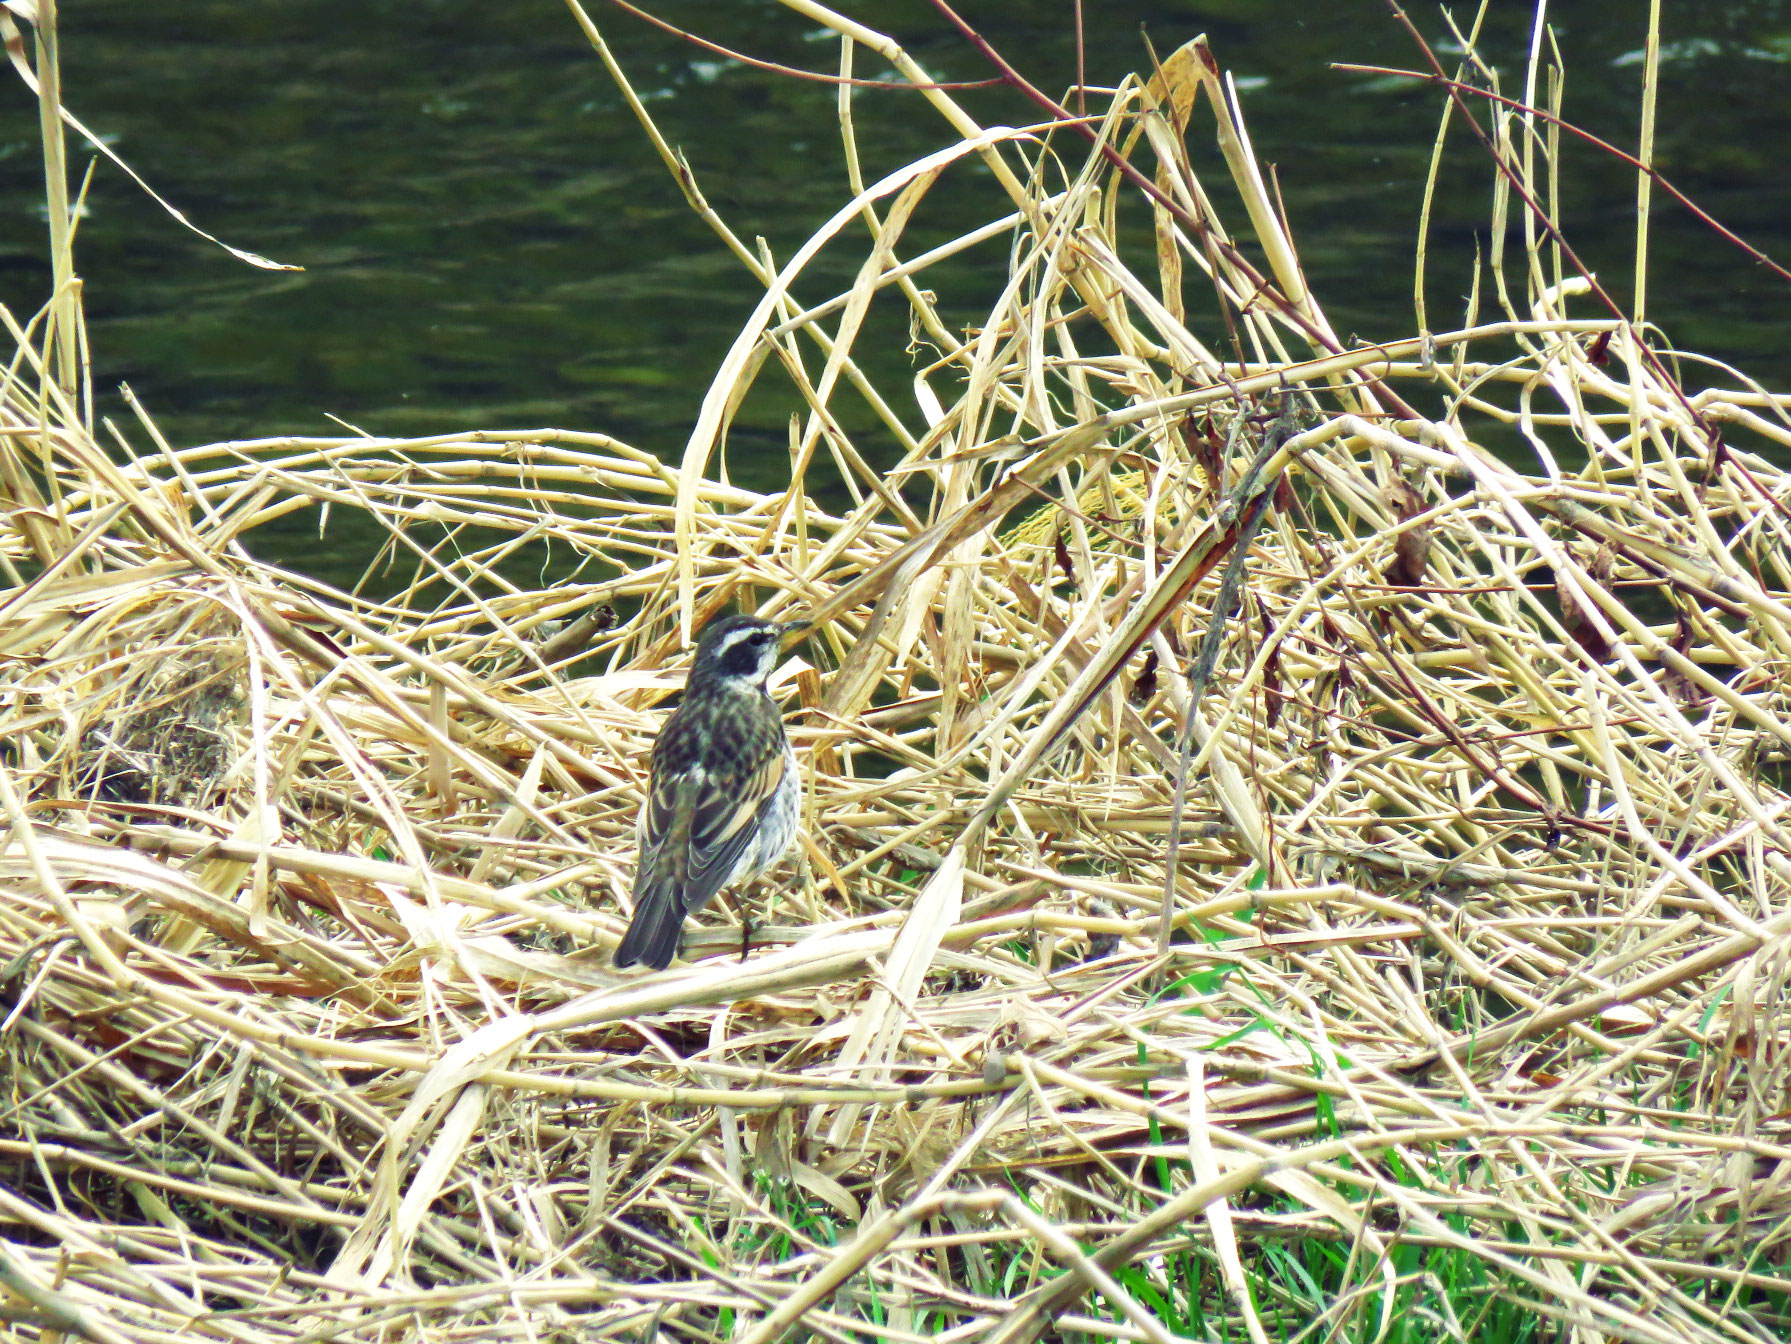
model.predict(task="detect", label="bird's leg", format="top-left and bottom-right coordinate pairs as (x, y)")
top-left (732, 872), bottom-right (790, 961)
top-left (737, 876), bottom-right (772, 961)
top-left (687, 887), bottom-right (752, 961)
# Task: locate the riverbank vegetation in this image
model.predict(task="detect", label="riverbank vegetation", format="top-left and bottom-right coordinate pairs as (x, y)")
top-left (4, 3), bottom-right (1791, 1341)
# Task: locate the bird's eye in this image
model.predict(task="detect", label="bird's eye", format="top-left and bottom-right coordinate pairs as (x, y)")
top-left (750, 631), bottom-right (772, 645)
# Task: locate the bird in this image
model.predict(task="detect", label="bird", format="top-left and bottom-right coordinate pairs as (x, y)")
top-left (614, 612), bottom-right (807, 970)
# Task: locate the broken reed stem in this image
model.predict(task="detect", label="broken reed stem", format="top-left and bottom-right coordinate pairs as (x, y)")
top-left (1158, 417), bottom-right (1287, 956)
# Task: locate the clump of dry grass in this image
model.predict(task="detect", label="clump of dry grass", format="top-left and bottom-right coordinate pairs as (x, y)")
top-left (5, 3), bottom-right (1791, 1342)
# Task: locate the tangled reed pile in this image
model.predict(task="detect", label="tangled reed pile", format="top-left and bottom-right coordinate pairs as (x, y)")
top-left (5, 6), bottom-right (1791, 1342)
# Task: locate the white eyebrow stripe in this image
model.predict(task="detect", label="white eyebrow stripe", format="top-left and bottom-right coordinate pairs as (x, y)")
top-left (711, 626), bottom-right (764, 659)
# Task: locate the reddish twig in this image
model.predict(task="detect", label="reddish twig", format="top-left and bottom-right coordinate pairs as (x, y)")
top-left (919, 0), bottom-right (1361, 369)
top-left (1381, 2), bottom-right (1774, 506)
top-left (1336, 60), bottom-right (1791, 286)
top-left (607, 0), bottom-right (1003, 92)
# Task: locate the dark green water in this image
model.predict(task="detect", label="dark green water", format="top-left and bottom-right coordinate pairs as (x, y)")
top-left (2, 1), bottom-right (1788, 578)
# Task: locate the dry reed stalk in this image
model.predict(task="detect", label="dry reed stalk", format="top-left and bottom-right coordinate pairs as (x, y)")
top-left (0, 3), bottom-right (1789, 1341)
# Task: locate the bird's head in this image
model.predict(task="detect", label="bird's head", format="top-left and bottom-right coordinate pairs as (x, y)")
top-left (689, 612), bottom-right (807, 690)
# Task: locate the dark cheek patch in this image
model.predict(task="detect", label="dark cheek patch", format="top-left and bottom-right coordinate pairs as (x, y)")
top-left (722, 641), bottom-right (762, 678)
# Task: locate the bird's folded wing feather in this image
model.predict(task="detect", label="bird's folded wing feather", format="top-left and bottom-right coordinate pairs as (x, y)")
top-left (642, 741), bottom-right (787, 914)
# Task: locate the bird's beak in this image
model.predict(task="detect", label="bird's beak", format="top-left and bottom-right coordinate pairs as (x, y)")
top-left (778, 618), bottom-right (813, 649)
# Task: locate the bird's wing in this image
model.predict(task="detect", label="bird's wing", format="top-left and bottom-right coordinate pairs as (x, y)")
top-left (640, 733), bottom-right (788, 917)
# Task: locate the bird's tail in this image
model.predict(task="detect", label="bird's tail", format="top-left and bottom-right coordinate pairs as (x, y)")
top-left (614, 885), bottom-right (682, 970)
